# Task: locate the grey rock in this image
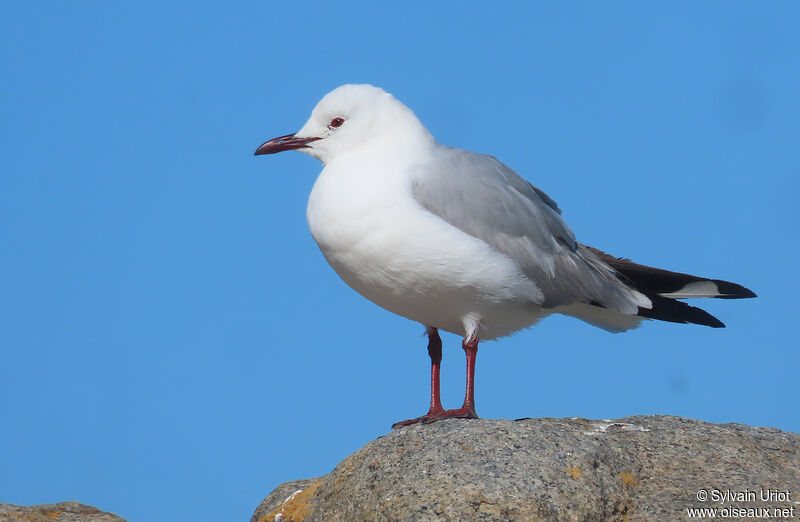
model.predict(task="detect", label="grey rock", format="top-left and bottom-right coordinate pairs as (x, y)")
top-left (0, 501), bottom-right (125, 522)
top-left (253, 415), bottom-right (800, 521)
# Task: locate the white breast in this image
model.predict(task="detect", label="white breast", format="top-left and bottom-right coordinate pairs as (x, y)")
top-left (305, 154), bottom-right (548, 340)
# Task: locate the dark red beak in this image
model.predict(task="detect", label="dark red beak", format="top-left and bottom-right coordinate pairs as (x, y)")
top-left (254, 134), bottom-right (321, 155)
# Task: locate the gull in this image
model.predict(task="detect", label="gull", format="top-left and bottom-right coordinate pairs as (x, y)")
top-left (254, 84), bottom-right (755, 428)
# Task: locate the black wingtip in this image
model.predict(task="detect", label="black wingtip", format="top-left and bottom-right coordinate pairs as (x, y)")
top-left (583, 245), bottom-right (756, 300)
top-left (707, 316), bottom-right (726, 328)
top-left (714, 279), bottom-right (757, 299)
top-left (638, 295), bottom-right (726, 328)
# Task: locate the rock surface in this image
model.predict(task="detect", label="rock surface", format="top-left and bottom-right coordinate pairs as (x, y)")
top-left (0, 502), bottom-right (124, 521)
top-left (253, 415), bottom-right (800, 521)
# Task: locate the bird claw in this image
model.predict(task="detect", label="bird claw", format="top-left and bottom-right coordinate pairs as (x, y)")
top-left (391, 407), bottom-right (478, 429)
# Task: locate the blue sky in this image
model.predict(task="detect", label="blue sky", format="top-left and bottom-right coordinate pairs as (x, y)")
top-left (1, 2), bottom-right (797, 521)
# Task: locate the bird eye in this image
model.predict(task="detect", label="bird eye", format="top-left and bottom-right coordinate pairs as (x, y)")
top-left (329, 117), bottom-right (345, 129)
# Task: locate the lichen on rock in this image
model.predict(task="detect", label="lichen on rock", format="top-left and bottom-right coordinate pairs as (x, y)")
top-left (252, 415), bottom-right (800, 521)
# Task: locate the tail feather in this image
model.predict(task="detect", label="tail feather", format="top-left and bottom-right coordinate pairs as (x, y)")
top-left (582, 245), bottom-right (756, 328)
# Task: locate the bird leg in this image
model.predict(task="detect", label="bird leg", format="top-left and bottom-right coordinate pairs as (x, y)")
top-left (457, 333), bottom-right (479, 416)
top-left (426, 327), bottom-right (445, 415)
top-left (392, 331), bottom-right (479, 429)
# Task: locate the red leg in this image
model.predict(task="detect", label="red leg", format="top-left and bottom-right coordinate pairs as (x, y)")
top-left (426, 328), bottom-right (444, 415)
top-left (392, 332), bottom-right (479, 429)
top-left (459, 333), bottom-right (478, 415)
top-left (392, 328), bottom-right (443, 428)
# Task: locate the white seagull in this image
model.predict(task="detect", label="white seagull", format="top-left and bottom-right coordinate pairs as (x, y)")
top-left (254, 84), bottom-right (755, 428)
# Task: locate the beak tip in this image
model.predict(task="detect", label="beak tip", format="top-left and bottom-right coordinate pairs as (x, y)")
top-left (253, 134), bottom-right (320, 157)
top-left (254, 141), bottom-right (274, 156)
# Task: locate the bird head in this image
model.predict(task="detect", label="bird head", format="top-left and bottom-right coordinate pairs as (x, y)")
top-left (254, 84), bottom-right (432, 165)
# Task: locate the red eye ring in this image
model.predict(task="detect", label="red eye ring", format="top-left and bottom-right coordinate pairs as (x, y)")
top-left (330, 117), bottom-right (345, 128)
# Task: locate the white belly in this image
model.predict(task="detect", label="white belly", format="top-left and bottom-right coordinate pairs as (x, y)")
top-left (305, 159), bottom-right (548, 340)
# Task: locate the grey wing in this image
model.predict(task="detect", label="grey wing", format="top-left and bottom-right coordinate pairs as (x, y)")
top-left (411, 147), bottom-right (647, 314)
